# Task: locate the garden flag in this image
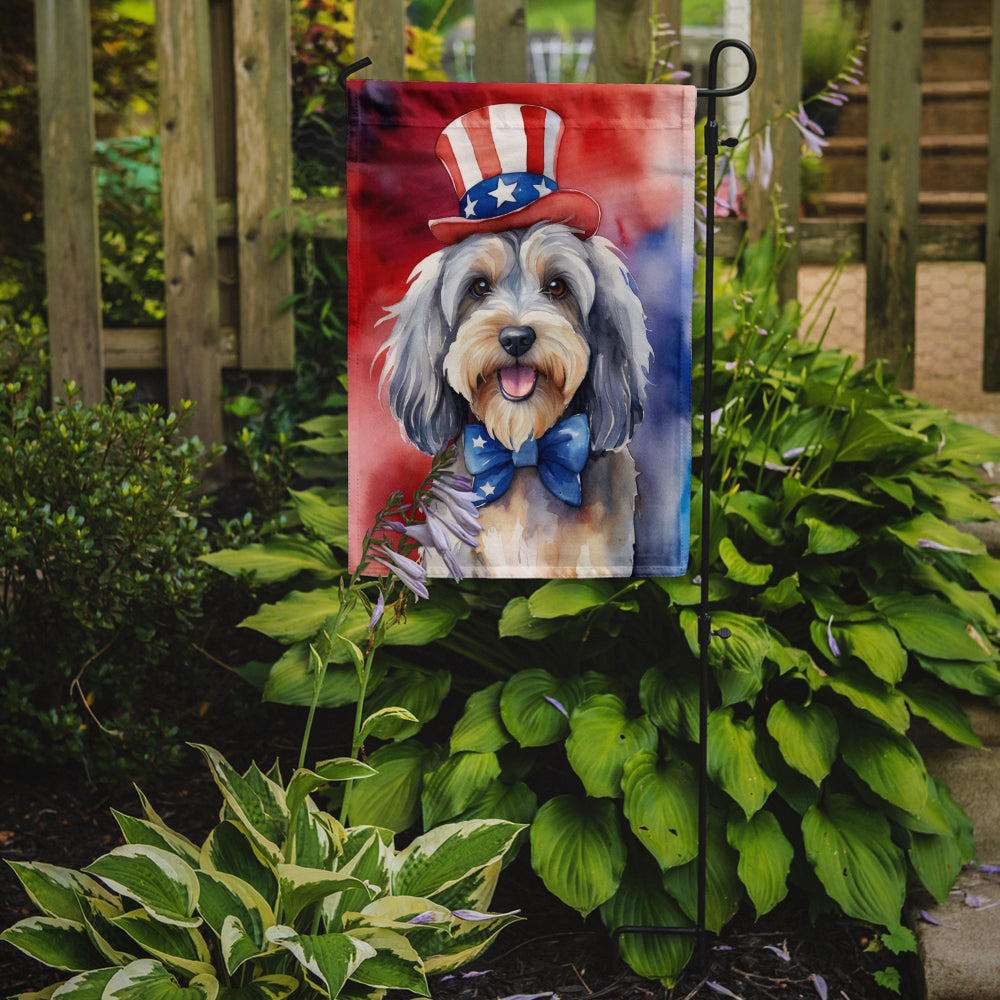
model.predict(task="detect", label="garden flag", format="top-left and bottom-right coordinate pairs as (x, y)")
top-left (347, 80), bottom-right (695, 578)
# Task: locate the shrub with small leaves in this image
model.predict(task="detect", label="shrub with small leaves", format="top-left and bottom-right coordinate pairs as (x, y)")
top-left (0, 317), bottom-right (221, 783)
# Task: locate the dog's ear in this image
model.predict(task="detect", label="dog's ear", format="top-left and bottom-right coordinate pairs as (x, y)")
top-left (377, 250), bottom-right (465, 455)
top-left (577, 238), bottom-right (652, 451)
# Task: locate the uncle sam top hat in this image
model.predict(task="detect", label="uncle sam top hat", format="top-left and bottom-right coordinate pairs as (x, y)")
top-left (429, 103), bottom-right (602, 245)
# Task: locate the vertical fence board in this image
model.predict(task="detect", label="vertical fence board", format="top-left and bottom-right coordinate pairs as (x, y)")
top-left (355, 0), bottom-right (406, 80)
top-left (157, 0), bottom-right (222, 444)
top-left (594, 0), bottom-right (652, 83)
top-left (233, 0), bottom-right (294, 369)
top-left (746, 0), bottom-right (801, 302)
top-left (864, 0), bottom-right (923, 389)
top-left (474, 0), bottom-right (526, 82)
top-left (34, 0), bottom-right (103, 404)
top-left (983, 0), bottom-right (1000, 389)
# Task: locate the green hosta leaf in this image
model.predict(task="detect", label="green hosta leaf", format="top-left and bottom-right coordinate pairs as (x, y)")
top-left (866, 474), bottom-right (914, 509)
top-left (103, 959), bottom-right (218, 999)
top-left (639, 664), bottom-right (699, 742)
top-left (392, 820), bottom-right (524, 901)
top-left (200, 535), bottom-right (341, 584)
top-left (421, 751), bottom-right (502, 828)
top-left (599, 853), bottom-right (694, 987)
top-left (527, 579), bottom-right (617, 617)
top-left (755, 573), bottom-right (805, 614)
top-left (802, 793), bottom-right (906, 926)
top-left (803, 517), bottom-right (859, 556)
top-left (277, 865), bottom-right (374, 925)
top-left (874, 594), bottom-right (995, 662)
top-left (345, 926), bottom-right (428, 994)
top-left (886, 512), bottom-right (985, 557)
top-left (839, 718), bottom-right (928, 816)
top-left (530, 795), bottom-right (626, 917)
top-left (200, 822), bottom-right (278, 910)
top-left (450, 682), bottom-right (511, 754)
top-left (288, 488), bottom-right (349, 545)
top-left (654, 572), bottom-right (737, 606)
top-left (260, 643), bottom-right (386, 709)
top-left (621, 751), bottom-right (699, 871)
top-left (909, 828), bottom-right (965, 905)
top-left (718, 537), bottom-right (772, 586)
top-left (453, 779), bottom-right (538, 827)
top-left (497, 596), bottom-right (565, 639)
top-left (901, 680), bottom-right (982, 748)
top-left (362, 667), bottom-right (451, 740)
top-left (359, 706), bottom-right (421, 743)
top-left (4, 862), bottom-right (118, 923)
top-left (112, 812), bottom-right (201, 868)
top-left (83, 846), bottom-right (200, 928)
top-left (911, 562), bottom-right (1000, 633)
top-left (835, 410), bottom-right (927, 463)
top-left (566, 695), bottom-right (658, 798)
top-left (661, 810), bottom-right (741, 933)
top-left (265, 926), bottom-right (375, 997)
top-left (966, 553), bottom-right (1000, 597)
top-left (499, 670), bottom-right (584, 747)
top-left (0, 916), bottom-right (107, 971)
top-left (809, 661), bottom-right (910, 732)
top-left (727, 811), bottom-right (793, 917)
top-left (916, 655), bottom-right (1000, 697)
top-left (724, 490), bottom-right (784, 545)
top-left (680, 611), bottom-right (770, 706)
top-left (835, 621), bottom-right (907, 684)
top-left (191, 746), bottom-right (287, 863)
top-left (347, 740), bottom-right (442, 832)
top-left (765, 701), bottom-right (838, 786)
top-left (216, 975), bottom-right (299, 1000)
top-left (906, 472), bottom-right (998, 522)
top-left (935, 421), bottom-right (1000, 464)
top-left (707, 708), bottom-right (776, 818)
top-left (111, 908), bottom-right (214, 978)
top-left (195, 871), bottom-right (273, 974)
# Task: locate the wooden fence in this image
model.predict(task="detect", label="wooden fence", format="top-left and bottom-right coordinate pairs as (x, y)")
top-left (33, 0), bottom-right (1000, 445)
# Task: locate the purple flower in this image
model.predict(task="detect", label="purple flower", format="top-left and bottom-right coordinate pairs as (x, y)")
top-left (812, 974), bottom-right (828, 1000)
top-left (407, 911), bottom-right (438, 925)
top-left (544, 695), bottom-right (569, 718)
top-left (917, 538), bottom-right (973, 555)
top-left (706, 983), bottom-right (742, 999)
top-left (451, 908), bottom-right (520, 921)
top-left (747, 125), bottom-right (774, 191)
top-left (386, 516), bottom-right (464, 581)
top-left (791, 104), bottom-right (828, 157)
top-left (367, 590), bottom-right (385, 631)
top-left (763, 944), bottom-right (790, 961)
top-left (827, 616), bottom-right (841, 658)
top-left (369, 543), bottom-right (429, 600)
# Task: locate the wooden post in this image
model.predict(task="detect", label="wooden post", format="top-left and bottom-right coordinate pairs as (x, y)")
top-left (746, 0), bottom-right (801, 304)
top-left (355, 0), bottom-right (406, 81)
top-left (34, 0), bottom-right (104, 405)
top-left (233, 0), bottom-right (294, 369)
top-left (864, 0), bottom-right (923, 389)
top-left (474, 0), bottom-right (526, 82)
top-left (594, 0), bottom-right (653, 84)
top-left (983, 0), bottom-right (1000, 390)
top-left (157, 0), bottom-right (223, 444)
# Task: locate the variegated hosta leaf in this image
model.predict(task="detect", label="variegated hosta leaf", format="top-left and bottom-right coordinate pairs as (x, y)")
top-left (727, 810), bottom-right (793, 918)
top-left (110, 908), bottom-right (214, 979)
top-left (191, 745), bottom-right (287, 863)
top-left (112, 811), bottom-right (201, 868)
top-left (565, 695), bottom-right (658, 799)
top-left (499, 670), bottom-right (585, 747)
top-left (344, 926), bottom-right (429, 995)
top-left (621, 751), bottom-right (699, 871)
top-left (838, 718), bottom-right (929, 817)
top-left (102, 958), bottom-right (218, 999)
top-left (391, 820), bottom-right (524, 901)
top-left (276, 864), bottom-right (376, 925)
top-left (195, 871), bottom-right (274, 974)
top-left (529, 795), bottom-right (626, 917)
top-left (200, 822), bottom-right (278, 910)
top-left (599, 854), bottom-right (694, 987)
top-left (765, 700), bottom-right (838, 786)
top-left (77, 894), bottom-right (136, 966)
top-left (420, 751), bottom-right (501, 829)
top-left (706, 707), bottom-right (776, 819)
top-left (214, 974), bottom-right (299, 1000)
top-left (421, 906), bottom-right (523, 975)
top-left (265, 926), bottom-right (376, 998)
top-left (424, 859), bottom-right (501, 916)
top-left (450, 681), bottom-right (511, 754)
top-left (83, 846), bottom-right (200, 928)
top-left (285, 760), bottom-right (375, 824)
top-left (0, 916), bottom-right (107, 972)
top-left (4, 861), bottom-right (118, 922)
top-left (323, 829), bottom-right (393, 931)
top-left (802, 793), bottom-right (906, 927)
top-left (46, 966), bottom-right (118, 997)
top-left (288, 801), bottom-right (343, 870)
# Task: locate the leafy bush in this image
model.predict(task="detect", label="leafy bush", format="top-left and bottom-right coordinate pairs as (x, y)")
top-left (0, 317), bottom-right (221, 783)
top-left (1, 743), bottom-right (524, 998)
top-left (214, 232), bottom-right (1000, 984)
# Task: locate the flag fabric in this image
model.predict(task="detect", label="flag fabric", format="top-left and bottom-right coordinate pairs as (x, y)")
top-left (347, 80), bottom-right (695, 578)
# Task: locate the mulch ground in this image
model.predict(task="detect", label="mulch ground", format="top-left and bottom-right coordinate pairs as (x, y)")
top-left (1, 742), bottom-right (914, 1000)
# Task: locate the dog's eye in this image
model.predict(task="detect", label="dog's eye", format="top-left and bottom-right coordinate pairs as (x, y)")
top-left (469, 277), bottom-right (491, 298)
top-left (545, 277), bottom-right (568, 299)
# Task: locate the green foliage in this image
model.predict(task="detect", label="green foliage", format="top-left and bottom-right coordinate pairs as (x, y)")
top-left (0, 317), bottom-right (221, 784)
top-left (1, 744), bottom-right (524, 998)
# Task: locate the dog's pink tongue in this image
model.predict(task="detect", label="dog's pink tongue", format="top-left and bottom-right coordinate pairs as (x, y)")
top-left (499, 367), bottom-right (537, 399)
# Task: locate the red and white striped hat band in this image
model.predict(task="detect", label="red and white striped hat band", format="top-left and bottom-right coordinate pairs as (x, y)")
top-left (429, 104), bottom-right (602, 245)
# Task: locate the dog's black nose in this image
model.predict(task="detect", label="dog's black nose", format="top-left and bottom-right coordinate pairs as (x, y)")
top-left (498, 326), bottom-right (536, 357)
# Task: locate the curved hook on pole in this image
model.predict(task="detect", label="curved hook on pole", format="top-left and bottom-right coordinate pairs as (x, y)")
top-left (337, 57), bottom-right (373, 90)
top-left (697, 38), bottom-right (756, 99)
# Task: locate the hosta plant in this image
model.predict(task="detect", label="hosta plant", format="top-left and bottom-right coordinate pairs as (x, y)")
top-left (1, 743), bottom-right (523, 999)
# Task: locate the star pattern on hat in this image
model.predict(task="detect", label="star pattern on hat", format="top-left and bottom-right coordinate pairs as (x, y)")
top-left (463, 195), bottom-right (478, 219)
top-left (489, 177), bottom-right (518, 207)
top-left (533, 178), bottom-right (553, 198)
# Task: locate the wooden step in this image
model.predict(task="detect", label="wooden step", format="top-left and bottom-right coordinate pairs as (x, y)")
top-left (922, 25), bottom-right (993, 83)
top-left (813, 190), bottom-right (987, 222)
top-left (922, 0), bottom-right (992, 28)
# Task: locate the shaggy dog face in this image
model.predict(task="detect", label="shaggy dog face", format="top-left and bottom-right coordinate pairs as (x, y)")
top-left (378, 222), bottom-right (651, 458)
